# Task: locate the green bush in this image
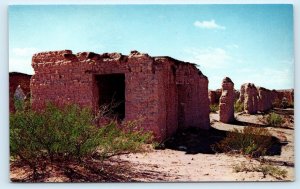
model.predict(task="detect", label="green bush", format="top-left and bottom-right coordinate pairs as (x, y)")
top-left (10, 103), bottom-right (152, 179)
top-left (266, 112), bottom-right (283, 127)
top-left (212, 127), bottom-right (273, 157)
top-left (234, 100), bottom-right (244, 113)
top-left (210, 104), bottom-right (219, 113)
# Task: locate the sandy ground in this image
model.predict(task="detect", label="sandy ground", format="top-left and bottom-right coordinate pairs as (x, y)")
top-left (115, 112), bottom-right (294, 182)
top-left (10, 110), bottom-right (294, 182)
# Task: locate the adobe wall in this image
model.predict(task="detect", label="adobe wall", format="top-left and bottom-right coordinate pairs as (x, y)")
top-left (208, 89), bottom-right (222, 105)
top-left (242, 83), bottom-right (259, 114)
top-left (219, 77), bottom-right (235, 123)
top-left (9, 72), bottom-right (32, 112)
top-left (238, 83), bottom-right (293, 114)
top-left (276, 89), bottom-right (294, 104)
top-left (257, 87), bottom-right (272, 112)
top-left (209, 88), bottom-right (239, 106)
top-left (31, 50), bottom-right (210, 141)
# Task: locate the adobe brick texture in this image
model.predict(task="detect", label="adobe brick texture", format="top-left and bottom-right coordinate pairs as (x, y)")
top-left (30, 50), bottom-right (210, 141)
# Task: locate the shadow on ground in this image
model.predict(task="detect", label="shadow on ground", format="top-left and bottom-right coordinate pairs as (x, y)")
top-left (10, 157), bottom-right (165, 182)
top-left (159, 127), bottom-right (285, 156)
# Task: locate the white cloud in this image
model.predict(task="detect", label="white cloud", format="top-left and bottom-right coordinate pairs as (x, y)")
top-left (9, 47), bottom-right (39, 74)
top-left (194, 19), bottom-right (226, 30)
top-left (258, 68), bottom-right (292, 88)
top-left (9, 58), bottom-right (34, 75)
top-left (12, 48), bottom-right (39, 57)
top-left (235, 68), bottom-right (293, 90)
top-left (185, 47), bottom-right (231, 69)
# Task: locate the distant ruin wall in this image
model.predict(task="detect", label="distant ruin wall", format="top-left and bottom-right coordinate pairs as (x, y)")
top-left (9, 72), bottom-right (32, 112)
top-left (238, 83), bottom-right (293, 114)
top-left (208, 89), bottom-right (222, 105)
top-left (257, 87), bottom-right (272, 112)
top-left (219, 77), bottom-right (235, 123)
top-left (31, 50), bottom-right (210, 141)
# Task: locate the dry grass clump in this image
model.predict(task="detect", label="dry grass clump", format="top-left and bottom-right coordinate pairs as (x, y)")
top-left (266, 112), bottom-right (283, 127)
top-left (210, 104), bottom-right (219, 113)
top-left (233, 162), bottom-right (287, 180)
top-left (212, 127), bottom-right (273, 157)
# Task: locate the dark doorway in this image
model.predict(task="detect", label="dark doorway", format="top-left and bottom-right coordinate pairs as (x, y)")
top-left (96, 74), bottom-right (125, 120)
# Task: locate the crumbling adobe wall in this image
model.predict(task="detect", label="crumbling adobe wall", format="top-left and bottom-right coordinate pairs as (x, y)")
top-left (9, 72), bottom-right (32, 112)
top-left (174, 63), bottom-right (210, 130)
top-left (257, 87), bottom-right (272, 112)
top-left (237, 84), bottom-right (245, 104)
top-left (238, 83), bottom-right (290, 113)
top-left (276, 89), bottom-right (294, 105)
top-left (219, 77), bottom-right (235, 123)
top-left (234, 89), bottom-right (240, 101)
top-left (241, 83), bottom-right (258, 114)
top-left (208, 91), bottom-right (217, 105)
top-left (31, 50), bottom-right (210, 141)
top-left (208, 89), bottom-right (222, 105)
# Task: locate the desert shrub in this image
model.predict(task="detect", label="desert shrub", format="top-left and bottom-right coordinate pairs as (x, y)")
top-left (266, 112), bottom-right (283, 127)
top-left (10, 103), bottom-right (152, 179)
top-left (234, 100), bottom-right (244, 113)
top-left (210, 104), bottom-right (219, 113)
top-left (13, 98), bottom-right (24, 112)
top-left (233, 162), bottom-right (287, 179)
top-left (97, 119), bottom-right (153, 159)
top-left (212, 127), bottom-right (273, 157)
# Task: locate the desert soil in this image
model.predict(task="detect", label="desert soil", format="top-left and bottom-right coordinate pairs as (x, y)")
top-left (115, 111), bottom-right (294, 182)
top-left (10, 110), bottom-right (294, 182)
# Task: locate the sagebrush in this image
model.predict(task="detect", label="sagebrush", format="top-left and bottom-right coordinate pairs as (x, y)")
top-left (10, 103), bottom-right (152, 180)
top-left (266, 112), bottom-right (283, 127)
top-left (212, 127), bottom-right (273, 157)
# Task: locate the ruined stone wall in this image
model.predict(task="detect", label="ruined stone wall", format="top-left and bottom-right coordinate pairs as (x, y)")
top-left (31, 50), bottom-right (209, 141)
top-left (242, 83), bottom-right (258, 114)
top-left (234, 89), bottom-right (240, 101)
top-left (9, 72), bottom-right (32, 112)
top-left (257, 87), bottom-right (272, 112)
top-left (208, 89), bottom-right (222, 105)
top-left (208, 91), bottom-right (217, 105)
top-left (276, 89), bottom-right (294, 104)
top-left (238, 84), bottom-right (245, 104)
top-left (174, 64), bottom-right (210, 130)
top-left (219, 77), bottom-right (235, 123)
top-left (238, 83), bottom-right (291, 114)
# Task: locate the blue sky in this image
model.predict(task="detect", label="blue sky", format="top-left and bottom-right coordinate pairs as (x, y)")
top-left (9, 5), bottom-right (294, 90)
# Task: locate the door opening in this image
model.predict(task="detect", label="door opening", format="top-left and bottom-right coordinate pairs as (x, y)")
top-left (96, 74), bottom-right (125, 120)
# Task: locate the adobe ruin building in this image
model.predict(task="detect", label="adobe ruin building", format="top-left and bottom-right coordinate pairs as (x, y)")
top-left (30, 50), bottom-right (210, 141)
